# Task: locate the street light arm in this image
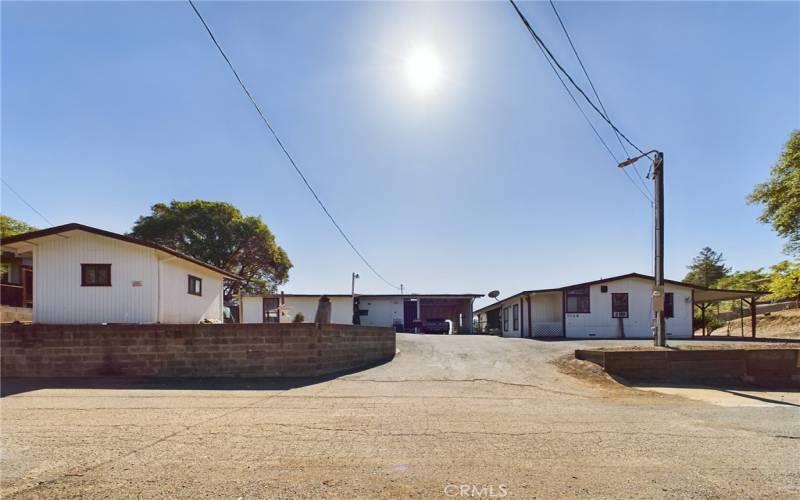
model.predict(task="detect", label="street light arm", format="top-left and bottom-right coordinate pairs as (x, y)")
top-left (617, 150), bottom-right (660, 168)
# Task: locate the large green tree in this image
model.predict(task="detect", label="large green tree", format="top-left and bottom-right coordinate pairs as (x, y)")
top-left (713, 269), bottom-right (769, 292)
top-left (683, 247), bottom-right (731, 287)
top-left (767, 260), bottom-right (800, 303)
top-left (0, 215), bottom-right (37, 238)
top-left (713, 268), bottom-right (769, 312)
top-left (748, 130), bottom-right (800, 256)
top-left (130, 200), bottom-right (291, 298)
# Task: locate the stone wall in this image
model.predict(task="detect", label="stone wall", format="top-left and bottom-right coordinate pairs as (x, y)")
top-left (1, 323), bottom-right (396, 378)
top-left (575, 348), bottom-right (800, 388)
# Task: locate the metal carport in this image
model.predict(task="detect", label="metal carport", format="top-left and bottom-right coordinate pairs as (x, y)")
top-left (693, 288), bottom-right (770, 337)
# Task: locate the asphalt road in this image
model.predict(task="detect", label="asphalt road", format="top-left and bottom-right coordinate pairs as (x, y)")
top-left (2, 334), bottom-right (799, 498)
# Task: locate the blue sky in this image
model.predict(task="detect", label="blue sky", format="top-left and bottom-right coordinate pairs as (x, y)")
top-left (2, 1), bottom-right (798, 307)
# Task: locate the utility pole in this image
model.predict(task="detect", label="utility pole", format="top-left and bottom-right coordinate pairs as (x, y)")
top-left (351, 272), bottom-right (359, 296)
top-left (618, 150), bottom-right (665, 347)
top-left (652, 152), bottom-right (666, 347)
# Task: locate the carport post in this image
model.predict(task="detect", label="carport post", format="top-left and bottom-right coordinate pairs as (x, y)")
top-left (750, 298), bottom-right (757, 338)
top-left (701, 304), bottom-right (706, 336)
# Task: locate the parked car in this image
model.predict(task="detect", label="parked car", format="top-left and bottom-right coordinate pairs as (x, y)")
top-left (423, 318), bottom-right (450, 334)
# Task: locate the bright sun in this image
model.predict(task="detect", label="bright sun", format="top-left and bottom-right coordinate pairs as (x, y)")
top-left (405, 46), bottom-right (442, 94)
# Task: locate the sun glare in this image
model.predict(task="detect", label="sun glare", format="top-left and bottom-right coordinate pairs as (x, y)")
top-left (405, 46), bottom-right (442, 94)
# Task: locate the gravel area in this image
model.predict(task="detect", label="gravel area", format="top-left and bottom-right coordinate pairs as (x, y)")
top-left (2, 334), bottom-right (798, 498)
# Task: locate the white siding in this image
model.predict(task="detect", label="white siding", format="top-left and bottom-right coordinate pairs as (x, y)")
top-left (32, 231), bottom-right (159, 324)
top-left (530, 292), bottom-right (563, 337)
top-left (242, 296), bottom-right (264, 324)
top-left (241, 296), bottom-right (354, 324)
top-left (278, 296), bottom-right (353, 324)
top-left (358, 297), bottom-right (404, 328)
top-left (531, 292), bottom-right (560, 322)
top-left (158, 258), bottom-right (224, 323)
top-left (497, 297), bottom-right (523, 338)
top-left (565, 278), bottom-right (693, 339)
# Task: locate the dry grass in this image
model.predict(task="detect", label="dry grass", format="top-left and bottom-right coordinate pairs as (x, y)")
top-left (707, 308), bottom-right (800, 339)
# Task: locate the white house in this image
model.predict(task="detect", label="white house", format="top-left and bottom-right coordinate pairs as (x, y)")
top-left (241, 294), bottom-right (354, 324)
top-left (474, 273), bottom-right (765, 339)
top-left (0, 223), bottom-right (241, 324)
top-left (242, 292), bottom-right (482, 333)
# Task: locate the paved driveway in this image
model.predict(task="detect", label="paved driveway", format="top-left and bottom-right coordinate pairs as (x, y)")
top-left (2, 334), bottom-right (798, 498)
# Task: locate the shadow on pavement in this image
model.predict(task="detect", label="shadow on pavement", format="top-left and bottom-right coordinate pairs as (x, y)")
top-left (721, 389), bottom-right (800, 407)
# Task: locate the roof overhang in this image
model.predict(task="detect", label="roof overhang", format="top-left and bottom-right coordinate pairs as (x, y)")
top-left (1, 223), bottom-right (243, 281)
top-left (693, 288), bottom-right (769, 303)
top-left (474, 272), bottom-right (769, 314)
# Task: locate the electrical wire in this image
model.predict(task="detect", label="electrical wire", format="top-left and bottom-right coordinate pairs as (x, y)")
top-left (1, 178), bottom-right (55, 227)
top-left (509, 0), bottom-right (652, 162)
top-left (516, 3), bottom-right (653, 203)
top-left (547, 0), bottom-right (652, 198)
top-left (187, 0), bottom-right (400, 290)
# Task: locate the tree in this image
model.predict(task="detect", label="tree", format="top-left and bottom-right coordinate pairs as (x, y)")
top-left (683, 247), bottom-right (731, 287)
top-left (748, 130), bottom-right (800, 256)
top-left (130, 200), bottom-right (291, 299)
top-left (292, 312), bottom-right (305, 323)
top-left (713, 269), bottom-right (769, 312)
top-left (0, 215), bottom-right (37, 238)
top-left (713, 269), bottom-right (768, 291)
top-left (767, 260), bottom-right (800, 304)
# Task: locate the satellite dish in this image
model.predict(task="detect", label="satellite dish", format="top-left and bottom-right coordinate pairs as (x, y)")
top-left (488, 290), bottom-right (500, 300)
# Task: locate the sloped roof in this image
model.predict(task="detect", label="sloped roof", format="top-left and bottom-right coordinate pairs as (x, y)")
top-left (1, 223), bottom-right (242, 280)
top-left (474, 272), bottom-right (767, 314)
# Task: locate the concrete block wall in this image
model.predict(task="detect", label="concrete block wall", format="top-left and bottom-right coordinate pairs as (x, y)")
top-left (575, 348), bottom-right (800, 388)
top-left (0, 323), bottom-right (395, 378)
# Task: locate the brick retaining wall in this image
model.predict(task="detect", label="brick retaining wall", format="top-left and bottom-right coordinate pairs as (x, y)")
top-left (1, 323), bottom-right (396, 378)
top-left (575, 348), bottom-right (800, 388)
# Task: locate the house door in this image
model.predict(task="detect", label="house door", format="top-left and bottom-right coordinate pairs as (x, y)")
top-left (403, 300), bottom-right (418, 332)
top-left (262, 298), bottom-right (280, 323)
top-left (22, 265), bottom-right (32, 308)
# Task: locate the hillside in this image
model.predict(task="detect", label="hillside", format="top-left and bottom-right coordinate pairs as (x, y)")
top-left (707, 308), bottom-right (800, 339)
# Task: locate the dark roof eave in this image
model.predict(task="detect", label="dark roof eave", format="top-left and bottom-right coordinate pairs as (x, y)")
top-left (1, 223), bottom-right (243, 281)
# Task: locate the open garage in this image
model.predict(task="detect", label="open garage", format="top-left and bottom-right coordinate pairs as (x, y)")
top-left (356, 294), bottom-right (483, 333)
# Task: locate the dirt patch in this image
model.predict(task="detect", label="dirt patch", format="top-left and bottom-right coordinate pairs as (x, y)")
top-left (551, 353), bottom-right (621, 389)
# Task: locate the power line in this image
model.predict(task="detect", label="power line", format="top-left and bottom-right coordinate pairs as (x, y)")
top-left (547, 0), bottom-right (652, 199)
top-left (1, 178), bottom-right (55, 226)
top-left (508, 0), bottom-right (652, 162)
top-left (514, 2), bottom-right (653, 203)
top-left (187, 0), bottom-right (400, 290)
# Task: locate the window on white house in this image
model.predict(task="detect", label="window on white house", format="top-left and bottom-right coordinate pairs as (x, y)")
top-left (503, 307), bottom-right (509, 332)
top-left (665, 292), bottom-right (674, 318)
top-left (565, 287), bottom-right (590, 313)
top-left (612, 293), bottom-right (629, 318)
top-left (188, 275), bottom-right (202, 296)
top-left (512, 304), bottom-right (519, 330)
top-left (262, 298), bottom-right (279, 323)
top-left (81, 264), bottom-right (111, 286)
